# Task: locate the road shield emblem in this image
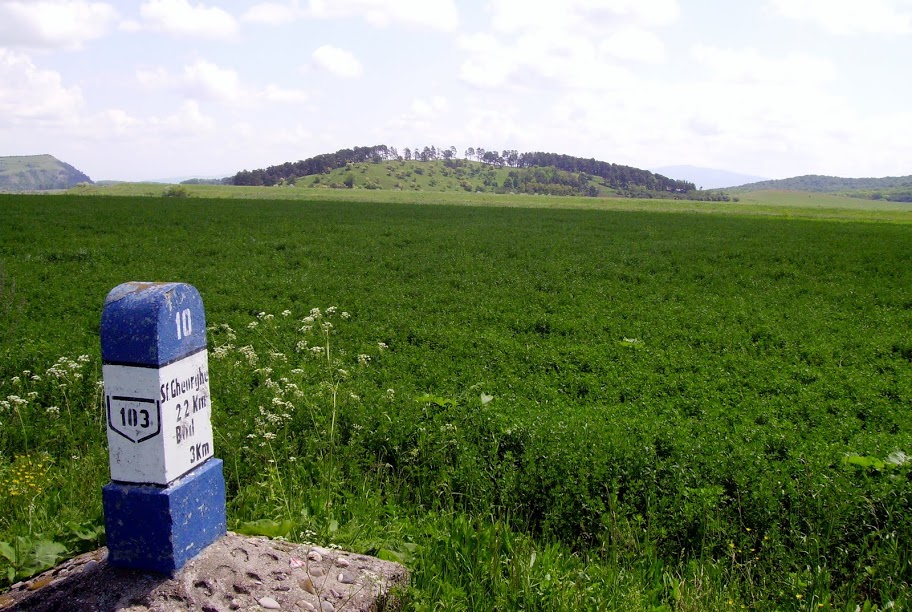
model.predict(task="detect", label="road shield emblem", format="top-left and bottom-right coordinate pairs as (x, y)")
top-left (107, 395), bottom-right (162, 443)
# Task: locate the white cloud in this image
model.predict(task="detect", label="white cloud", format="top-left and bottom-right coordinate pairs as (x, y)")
top-left (311, 45), bottom-right (363, 78)
top-left (137, 59), bottom-right (310, 106)
top-left (458, 0), bottom-right (676, 91)
top-left (242, 1), bottom-right (302, 25)
top-left (0, 48), bottom-right (83, 123)
top-left (0, 1), bottom-right (119, 49)
top-left (260, 84), bottom-right (310, 104)
top-left (458, 30), bottom-right (634, 91)
top-left (487, 0), bottom-right (680, 34)
top-left (691, 45), bottom-right (837, 85)
top-left (769, 0), bottom-right (912, 34)
top-left (599, 26), bottom-right (665, 63)
top-left (245, 0), bottom-right (459, 30)
top-left (152, 99), bottom-right (215, 135)
top-left (410, 96), bottom-right (448, 117)
top-left (138, 0), bottom-right (239, 39)
top-left (180, 59), bottom-right (243, 101)
top-left (138, 59), bottom-right (242, 102)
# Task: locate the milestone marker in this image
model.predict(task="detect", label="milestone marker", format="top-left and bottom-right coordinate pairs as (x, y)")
top-left (100, 282), bottom-right (226, 574)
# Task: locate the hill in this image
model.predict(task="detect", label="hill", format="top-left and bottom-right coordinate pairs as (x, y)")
top-left (734, 173), bottom-right (912, 195)
top-left (231, 145), bottom-right (702, 199)
top-left (732, 174), bottom-right (912, 203)
top-left (0, 154), bottom-right (93, 191)
top-left (653, 165), bottom-right (768, 190)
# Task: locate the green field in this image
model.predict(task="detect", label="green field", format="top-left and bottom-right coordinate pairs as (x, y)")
top-left (2, 193), bottom-right (911, 609)
top-left (68, 182), bottom-right (912, 223)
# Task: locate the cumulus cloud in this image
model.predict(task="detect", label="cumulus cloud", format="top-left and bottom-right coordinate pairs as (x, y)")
top-left (138, 59), bottom-right (242, 102)
top-left (458, 0), bottom-right (677, 91)
top-left (243, 0), bottom-right (459, 30)
top-left (138, 0), bottom-right (239, 39)
top-left (487, 0), bottom-right (680, 33)
top-left (137, 59), bottom-right (309, 106)
top-left (691, 44), bottom-right (837, 85)
top-left (768, 0), bottom-right (912, 34)
top-left (458, 30), bottom-right (633, 91)
top-left (242, 1), bottom-right (302, 25)
top-left (311, 45), bottom-right (363, 78)
top-left (410, 96), bottom-right (448, 117)
top-left (260, 84), bottom-right (309, 104)
top-left (0, 48), bottom-right (83, 123)
top-left (599, 26), bottom-right (666, 64)
top-left (0, 0), bottom-right (119, 49)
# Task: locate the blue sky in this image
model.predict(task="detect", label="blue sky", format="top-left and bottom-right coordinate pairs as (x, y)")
top-left (1, 0), bottom-right (910, 181)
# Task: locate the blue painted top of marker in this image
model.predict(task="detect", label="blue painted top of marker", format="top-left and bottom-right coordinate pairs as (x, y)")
top-left (101, 282), bottom-right (207, 367)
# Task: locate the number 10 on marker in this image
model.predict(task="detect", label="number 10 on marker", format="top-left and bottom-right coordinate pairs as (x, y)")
top-left (175, 308), bottom-right (192, 340)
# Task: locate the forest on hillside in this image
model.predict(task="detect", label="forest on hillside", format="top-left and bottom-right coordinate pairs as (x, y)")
top-left (736, 174), bottom-right (912, 202)
top-left (230, 145), bottom-right (697, 197)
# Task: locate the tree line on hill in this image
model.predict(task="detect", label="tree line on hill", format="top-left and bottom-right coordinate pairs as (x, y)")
top-left (736, 174), bottom-right (912, 202)
top-left (230, 145), bottom-right (696, 195)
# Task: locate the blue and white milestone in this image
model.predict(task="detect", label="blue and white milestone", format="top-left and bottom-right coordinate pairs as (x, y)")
top-left (101, 282), bottom-right (214, 485)
top-left (100, 281), bottom-right (226, 574)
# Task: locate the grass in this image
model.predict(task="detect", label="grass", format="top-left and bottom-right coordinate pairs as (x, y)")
top-left (66, 182), bottom-right (912, 224)
top-left (1, 193), bottom-right (911, 609)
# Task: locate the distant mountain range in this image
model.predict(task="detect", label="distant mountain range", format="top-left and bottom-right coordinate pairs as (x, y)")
top-left (652, 165), bottom-right (769, 190)
top-left (0, 154), bottom-right (92, 191)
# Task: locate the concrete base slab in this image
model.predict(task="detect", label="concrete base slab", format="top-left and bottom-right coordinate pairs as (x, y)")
top-left (0, 533), bottom-right (408, 612)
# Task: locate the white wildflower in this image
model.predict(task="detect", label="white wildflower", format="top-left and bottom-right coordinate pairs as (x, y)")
top-left (377, 342), bottom-right (388, 351)
top-left (247, 321), bottom-right (258, 329)
top-left (281, 310), bottom-right (292, 317)
top-left (341, 311), bottom-right (351, 320)
top-left (326, 306), bottom-right (337, 315)
top-left (46, 406), bottom-right (60, 416)
top-left (358, 354), bottom-right (371, 366)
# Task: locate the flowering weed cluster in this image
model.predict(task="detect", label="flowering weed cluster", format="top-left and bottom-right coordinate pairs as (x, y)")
top-left (5, 453), bottom-right (52, 498)
top-left (208, 306), bottom-right (387, 524)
